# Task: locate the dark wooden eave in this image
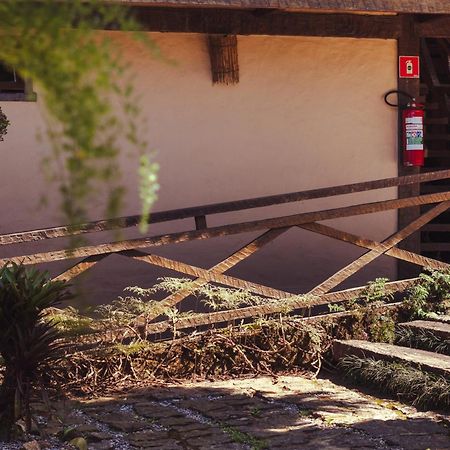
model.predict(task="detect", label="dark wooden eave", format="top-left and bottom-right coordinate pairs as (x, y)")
top-left (126, 8), bottom-right (450, 39)
top-left (118, 0), bottom-right (450, 15)
top-left (131, 7), bottom-right (400, 38)
top-left (417, 15), bottom-right (450, 38)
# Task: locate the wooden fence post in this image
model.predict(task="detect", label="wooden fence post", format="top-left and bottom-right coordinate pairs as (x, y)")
top-left (397, 14), bottom-right (422, 279)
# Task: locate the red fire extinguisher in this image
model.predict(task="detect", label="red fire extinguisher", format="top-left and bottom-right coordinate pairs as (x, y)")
top-left (384, 90), bottom-right (425, 167)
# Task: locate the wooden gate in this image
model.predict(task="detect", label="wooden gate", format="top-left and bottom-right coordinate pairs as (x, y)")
top-left (2, 170), bottom-right (450, 338)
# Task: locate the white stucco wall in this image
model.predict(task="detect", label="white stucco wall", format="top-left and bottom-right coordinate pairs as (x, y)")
top-left (0, 33), bottom-right (398, 305)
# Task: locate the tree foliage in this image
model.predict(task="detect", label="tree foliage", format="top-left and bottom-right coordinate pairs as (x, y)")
top-left (0, 0), bottom-right (159, 231)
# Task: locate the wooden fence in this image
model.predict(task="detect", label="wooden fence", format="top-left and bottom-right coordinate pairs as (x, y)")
top-left (2, 169), bottom-right (450, 338)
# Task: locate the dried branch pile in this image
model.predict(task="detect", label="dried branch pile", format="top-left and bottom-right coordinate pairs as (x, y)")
top-left (46, 304), bottom-right (401, 395)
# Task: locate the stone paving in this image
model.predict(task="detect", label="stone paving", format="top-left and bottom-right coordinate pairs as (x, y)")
top-left (20, 375), bottom-right (450, 450)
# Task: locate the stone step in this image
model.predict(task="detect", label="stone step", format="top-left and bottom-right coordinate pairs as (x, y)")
top-left (397, 320), bottom-right (450, 341)
top-left (427, 314), bottom-right (450, 324)
top-left (333, 339), bottom-right (450, 377)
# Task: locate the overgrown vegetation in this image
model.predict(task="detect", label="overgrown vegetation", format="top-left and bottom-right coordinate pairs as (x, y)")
top-left (2, 268), bottom-right (449, 398)
top-left (402, 269), bottom-right (450, 319)
top-left (339, 355), bottom-right (450, 410)
top-left (395, 326), bottom-right (450, 355)
top-left (41, 297), bottom-right (403, 393)
top-left (150, 277), bottom-right (316, 312)
top-left (20, 269), bottom-right (440, 394)
top-left (328, 278), bottom-right (397, 343)
top-left (0, 263), bottom-right (71, 440)
top-left (47, 317), bottom-right (332, 394)
top-left (328, 277), bottom-right (394, 314)
top-left (0, 0), bottom-right (159, 232)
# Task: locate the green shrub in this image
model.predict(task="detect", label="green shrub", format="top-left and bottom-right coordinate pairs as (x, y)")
top-left (339, 355), bottom-right (450, 410)
top-left (0, 263), bottom-right (72, 440)
top-left (403, 268), bottom-right (450, 319)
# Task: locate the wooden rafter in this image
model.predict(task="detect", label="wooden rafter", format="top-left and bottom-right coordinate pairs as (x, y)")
top-left (121, 8), bottom-right (450, 39)
top-left (117, 0), bottom-right (450, 15)
top-left (129, 8), bottom-right (401, 39)
top-left (53, 254), bottom-right (109, 282)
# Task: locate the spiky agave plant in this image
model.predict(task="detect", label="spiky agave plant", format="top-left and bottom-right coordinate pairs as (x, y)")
top-left (0, 263), bottom-right (72, 440)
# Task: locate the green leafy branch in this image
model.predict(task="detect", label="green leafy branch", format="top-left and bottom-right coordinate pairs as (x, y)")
top-left (0, 0), bottom-right (159, 235)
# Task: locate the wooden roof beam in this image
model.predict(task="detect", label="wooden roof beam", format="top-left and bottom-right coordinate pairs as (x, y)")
top-left (417, 16), bottom-right (450, 38)
top-left (117, 1), bottom-right (450, 15)
top-left (131, 7), bottom-right (401, 39)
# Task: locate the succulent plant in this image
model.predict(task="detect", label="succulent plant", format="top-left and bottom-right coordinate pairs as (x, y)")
top-left (0, 263), bottom-right (72, 440)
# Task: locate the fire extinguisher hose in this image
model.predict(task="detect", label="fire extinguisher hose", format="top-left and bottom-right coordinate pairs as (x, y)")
top-left (384, 89), bottom-right (415, 107)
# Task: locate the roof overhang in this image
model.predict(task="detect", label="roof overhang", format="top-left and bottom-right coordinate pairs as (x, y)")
top-left (116, 0), bottom-right (450, 15)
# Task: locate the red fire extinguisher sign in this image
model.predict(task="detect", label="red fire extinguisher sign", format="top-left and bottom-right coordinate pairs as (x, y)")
top-left (399, 56), bottom-right (420, 78)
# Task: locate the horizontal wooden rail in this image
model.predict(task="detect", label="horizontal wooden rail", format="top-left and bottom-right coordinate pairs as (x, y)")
top-left (138, 278), bottom-right (418, 338)
top-left (1, 170), bottom-right (450, 246)
top-left (70, 301), bottom-right (406, 350)
top-left (2, 190), bottom-right (450, 267)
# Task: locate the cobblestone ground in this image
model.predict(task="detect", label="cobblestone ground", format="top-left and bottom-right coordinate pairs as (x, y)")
top-left (26, 375), bottom-right (450, 450)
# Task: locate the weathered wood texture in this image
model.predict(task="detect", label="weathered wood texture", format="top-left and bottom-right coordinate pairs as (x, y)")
top-left (131, 8), bottom-right (401, 39)
top-left (417, 17), bottom-right (450, 38)
top-left (125, 228), bottom-right (290, 324)
top-left (208, 34), bottom-right (239, 84)
top-left (3, 174), bottom-right (449, 337)
top-left (53, 255), bottom-right (109, 283)
top-left (397, 320), bottom-right (450, 341)
top-left (300, 223), bottom-right (448, 269)
top-left (127, 7), bottom-right (450, 39)
top-left (308, 201), bottom-right (450, 295)
top-left (397, 15), bottom-right (422, 279)
top-left (2, 170), bottom-right (450, 247)
top-left (126, 249), bottom-right (292, 298)
top-left (3, 191), bottom-right (450, 267)
top-left (120, 1), bottom-right (450, 15)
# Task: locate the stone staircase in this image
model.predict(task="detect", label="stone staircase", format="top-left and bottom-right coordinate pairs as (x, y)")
top-left (397, 318), bottom-right (450, 340)
top-left (333, 316), bottom-right (450, 379)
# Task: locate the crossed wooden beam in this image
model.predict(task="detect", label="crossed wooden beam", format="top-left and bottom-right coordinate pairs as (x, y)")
top-left (1, 170), bottom-right (450, 337)
top-left (126, 202), bottom-right (450, 329)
